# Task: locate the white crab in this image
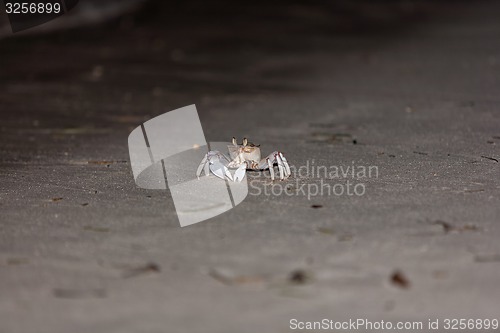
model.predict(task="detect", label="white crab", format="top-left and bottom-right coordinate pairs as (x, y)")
top-left (196, 137), bottom-right (291, 182)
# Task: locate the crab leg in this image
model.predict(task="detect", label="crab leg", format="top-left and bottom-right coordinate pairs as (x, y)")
top-left (196, 154), bottom-right (208, 179)
top-left (196, 150), bottom-right (232, 180)
top-left (267, 158), bottom-right (275, 180)
top-left (279, 153), bottom-right (291, 177)
top-left (276, 154), bottom-right (285, 180)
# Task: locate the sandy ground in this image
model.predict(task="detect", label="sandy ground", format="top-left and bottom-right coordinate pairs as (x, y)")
top-left (0, 1), bottom-right (499, 332)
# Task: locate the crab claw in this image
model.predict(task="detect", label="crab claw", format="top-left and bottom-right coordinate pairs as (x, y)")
top-left (234, 164), bottom-right (247, 182)
top-left (210, 160), bottom-right (233, 181)
top-left (276, 155), bottom-right (285, 180)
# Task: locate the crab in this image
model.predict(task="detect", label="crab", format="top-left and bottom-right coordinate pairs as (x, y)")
top-left (196, 137), bottom-right (291, 182)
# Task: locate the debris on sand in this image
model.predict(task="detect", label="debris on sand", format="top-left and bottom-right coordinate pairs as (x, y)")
top-left (390, 270), bottom-right (410, 289)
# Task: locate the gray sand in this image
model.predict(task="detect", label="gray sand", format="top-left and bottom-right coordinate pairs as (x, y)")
top-left (0, 2), bottom-right (499, 332)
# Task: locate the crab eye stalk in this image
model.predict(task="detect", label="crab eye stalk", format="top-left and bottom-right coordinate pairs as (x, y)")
top-left (243, 138), bottom-right (248, 146)
top-left (232, 137), bottom-right (237, 145)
